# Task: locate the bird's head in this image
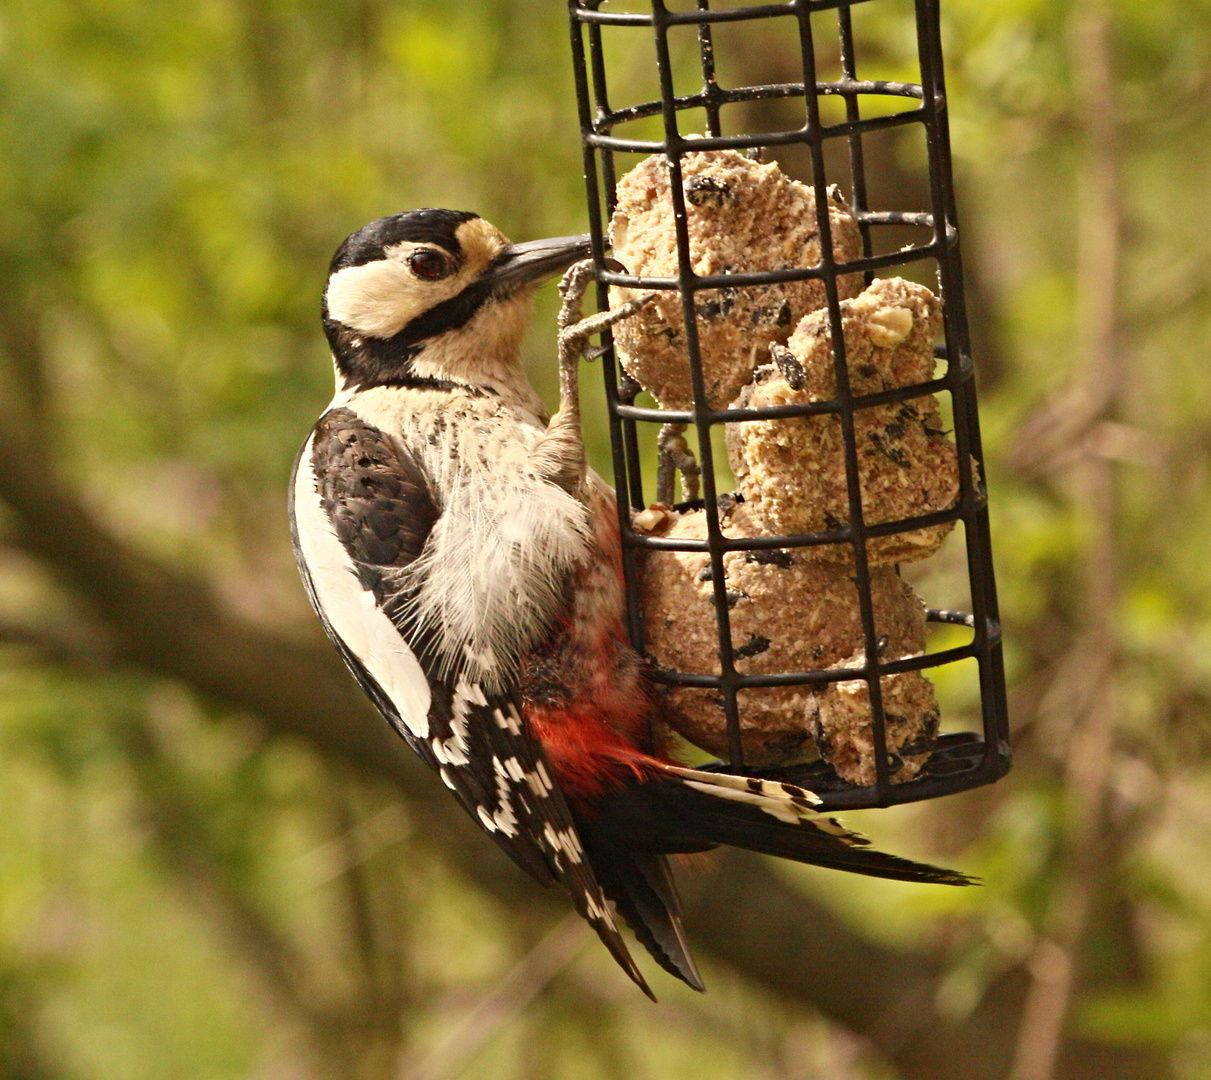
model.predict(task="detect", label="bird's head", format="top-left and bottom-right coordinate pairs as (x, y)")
top-left (322, 209), bottom-right (590, 395)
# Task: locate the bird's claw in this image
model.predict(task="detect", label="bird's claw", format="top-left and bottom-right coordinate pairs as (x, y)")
top-left (557, 259), bottom-right (655, 362)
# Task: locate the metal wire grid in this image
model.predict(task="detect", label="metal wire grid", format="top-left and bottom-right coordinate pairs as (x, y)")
top-left (568, 0), bottom-right (1010, 810)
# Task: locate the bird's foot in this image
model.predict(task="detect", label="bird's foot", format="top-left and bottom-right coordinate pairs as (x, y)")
top-left (542, 261), bottom-right (655, 496)
top-left (557, 260), bottom-right (654, 390)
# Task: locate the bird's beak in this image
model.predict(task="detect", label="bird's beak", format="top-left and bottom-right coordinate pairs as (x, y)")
top-left (485, 234), bottom-right (593, 294)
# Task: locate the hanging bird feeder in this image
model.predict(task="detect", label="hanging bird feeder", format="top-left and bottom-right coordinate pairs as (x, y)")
top-left (568, 0), bottom-right (1010, 811)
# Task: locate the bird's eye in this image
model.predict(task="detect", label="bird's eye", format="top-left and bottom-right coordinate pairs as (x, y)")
top-left (408, 249), bottom-right (451, 280)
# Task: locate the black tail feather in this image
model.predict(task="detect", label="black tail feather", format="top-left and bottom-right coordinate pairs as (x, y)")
top-left (588, 913), bottom-right (657, 1001)
top-left (669, 785), bottom-right (975, 885)
top-left (586, 837), bottom-right (705, 993)
top-left (575, 767), bottom-right (973, 995)
top-left (592, 770), bottom-right (976, 888)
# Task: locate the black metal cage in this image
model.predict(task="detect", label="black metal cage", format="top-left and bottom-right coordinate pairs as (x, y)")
top-left (567, 0), bottom-right (1010, 810)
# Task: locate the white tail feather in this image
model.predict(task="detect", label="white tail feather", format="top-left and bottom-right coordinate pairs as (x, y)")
top-left (660, 765), bottom-right (827, 825)
top-left (658, 766), bottom-right (876, 845)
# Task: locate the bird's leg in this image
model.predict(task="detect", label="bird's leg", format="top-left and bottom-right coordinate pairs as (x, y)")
top-left (557, 262), bottom-right (655, 403)
top-left (533, 260), bottom-right (653, 493)
top-left (655, 423), bottom-right (701, 506)
top-left (554, 260), bottom-right (597, 429)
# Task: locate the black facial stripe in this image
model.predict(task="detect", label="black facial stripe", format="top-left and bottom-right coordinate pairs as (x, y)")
top-left (323, 306), bottom-right (498, 395)
top-left (322, 302), bottom-right (422, 373)
top-left (324, 270), bottom-right (502, 392)
top-left (330, 209), bottom-right (478, 272)
top-left (395, 276), bottom-right (495, 346)
top-left (361, 372), bottom-right (495, 395)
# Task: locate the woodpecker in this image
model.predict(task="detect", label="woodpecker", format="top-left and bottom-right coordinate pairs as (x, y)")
top-left (289, 208), bottom-right (972, 999)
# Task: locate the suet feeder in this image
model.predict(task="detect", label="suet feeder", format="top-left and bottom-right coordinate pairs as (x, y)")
top-left (568, 0), bottom-right (1010, 810)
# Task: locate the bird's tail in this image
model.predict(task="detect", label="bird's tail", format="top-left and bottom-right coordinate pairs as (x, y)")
top-left (653, 764), bottom-right (976, 886)
top-left (578, 759), bottom-right (974, 994)
top-left (580, 836), bottom-right (705, 993)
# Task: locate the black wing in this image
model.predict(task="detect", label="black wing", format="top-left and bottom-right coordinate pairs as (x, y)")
top-left (289, 405), bottom-right (653, 997)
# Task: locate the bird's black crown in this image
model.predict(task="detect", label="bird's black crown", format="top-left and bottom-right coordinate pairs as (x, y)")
top-left (330, 209), bottom-right (479, 273)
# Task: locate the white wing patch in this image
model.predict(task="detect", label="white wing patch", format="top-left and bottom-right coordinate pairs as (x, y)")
top-left (293, 436), bottom-right (432, 738)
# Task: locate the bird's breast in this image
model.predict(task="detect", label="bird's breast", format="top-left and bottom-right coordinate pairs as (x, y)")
top-left (334, 384), bottom-right (598, 692)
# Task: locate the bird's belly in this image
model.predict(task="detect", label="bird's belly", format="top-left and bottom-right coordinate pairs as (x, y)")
top-left (350, 394), bottom-right (596, 692)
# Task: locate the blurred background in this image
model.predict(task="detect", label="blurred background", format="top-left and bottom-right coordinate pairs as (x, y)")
top-left (1, 1), bottom-right (1209, 1078)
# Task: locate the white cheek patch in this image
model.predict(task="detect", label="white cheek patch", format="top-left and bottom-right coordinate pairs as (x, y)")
top-left (325, 253), bottom-right (463, 339)
top-left (293, 438), bottom-right (432, 737)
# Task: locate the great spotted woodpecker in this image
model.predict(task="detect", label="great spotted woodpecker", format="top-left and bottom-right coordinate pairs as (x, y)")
top-left (289, 209), bottom-right (971, 998)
